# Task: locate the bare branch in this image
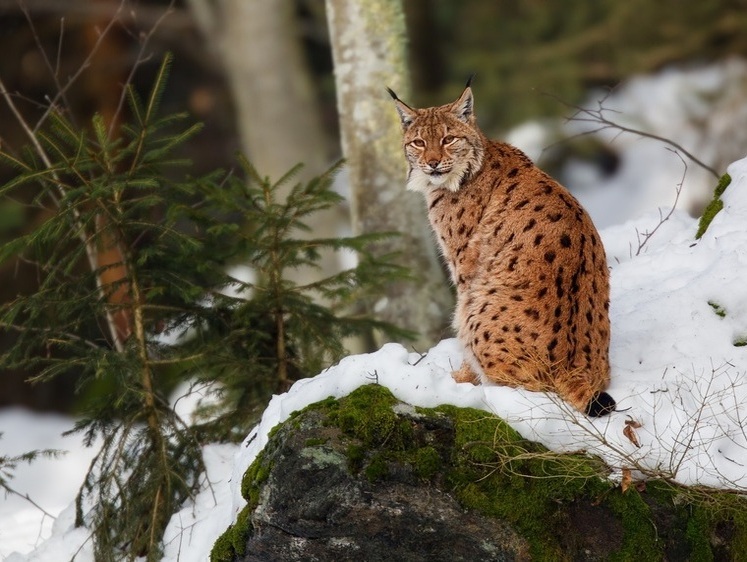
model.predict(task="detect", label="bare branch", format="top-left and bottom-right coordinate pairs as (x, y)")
top-left (108, 0), bottom-right (176, 140)
top-left (31, 0), bottom-right (126, 132)
top-left (1, 481), bottom-right (58, 520)
top-left (553, 92), bottom-right (720, 180)
top-left (18, 1), bottom-right (74, 127)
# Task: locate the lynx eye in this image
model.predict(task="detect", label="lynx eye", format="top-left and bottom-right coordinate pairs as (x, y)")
top-left (442, 135), bottom-right (456, 145)
top-left (411, 139), bottom-right (425, 148)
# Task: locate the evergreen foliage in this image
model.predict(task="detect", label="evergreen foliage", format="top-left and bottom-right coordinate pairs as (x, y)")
top-left (0, 53), bottom-right (410, 559)
top-left (182, 155), bottom-right (413, 439)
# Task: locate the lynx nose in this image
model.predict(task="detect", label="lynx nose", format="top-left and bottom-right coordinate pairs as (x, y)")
top-left (427, 159), bottom-right (440, 169)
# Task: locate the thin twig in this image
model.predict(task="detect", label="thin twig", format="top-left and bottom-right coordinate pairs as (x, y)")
top-left (26, 0), bottom-right (128, 133)
top-left (108, 0), bottom-right (176, 140)
top-left (19, 1), bottom-right (74, 127)
top-left (551, 92), bottom-right (720, 180)
top-left (1, 482), bottom-right (58, 520)
top-left (635, 149), bottom-right (687, 256)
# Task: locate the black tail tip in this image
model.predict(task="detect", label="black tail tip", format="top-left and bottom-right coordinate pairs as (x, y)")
top-left (585, 392), bottom-right (616, 417)
top-left (385, 86), bottom-right (399, 101)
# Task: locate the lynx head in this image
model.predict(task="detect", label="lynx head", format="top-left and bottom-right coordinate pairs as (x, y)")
top-left (388, 81), bottom-right (485, 193)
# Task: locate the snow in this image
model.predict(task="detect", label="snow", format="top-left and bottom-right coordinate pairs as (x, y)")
top-left (0, 409), bottom-right (97, 559)
top-left (4, 62), bottom-right (747, 559)
top-left (508, 58), bottom-right (747, 229)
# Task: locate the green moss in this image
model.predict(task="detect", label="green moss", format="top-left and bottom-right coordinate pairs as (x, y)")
top-left (728, 509), bottom-right (747, 558)
top-left (413, 446), bottom-right (442, 479)
top-left (304, 437), bottom-right (328, 447)
top-left (425, 404), bottom-right (613, 560)
top-left (606, 489), bottom-right (662, 561)
top-left (708, 301), bottom-right (726, 318)
top-left (210, 505), bottom-right (252, 562)
top-left (241, 453), bottom-right (271, 503)
top-left (346, 443), bottom-right (365, 472)
top-left (687, 491), bottom-right (747, 560)
top-left (705, 302), bottom-right (747, 348)
top-left (696, 173), bottom-right (731, 239)
top-left (685, 507), bottom-right (714, 562)
top-left (328, 384), bottom-right (412, 450)
top-left (364, 453), bottom-right (389, 481)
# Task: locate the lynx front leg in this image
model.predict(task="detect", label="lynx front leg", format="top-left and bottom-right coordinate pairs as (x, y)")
top-left (452, 362), bottom-right (480, 384)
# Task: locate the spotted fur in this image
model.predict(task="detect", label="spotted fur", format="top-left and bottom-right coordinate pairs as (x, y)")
top-left (390, 85), bottom-right (615, 416)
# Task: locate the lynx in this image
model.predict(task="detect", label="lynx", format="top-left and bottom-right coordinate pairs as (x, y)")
top-left (388, 80), bottom-right (615, 416)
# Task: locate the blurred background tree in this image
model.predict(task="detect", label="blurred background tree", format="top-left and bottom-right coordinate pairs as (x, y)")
top-left (1, 0), bottom-right (747, 414)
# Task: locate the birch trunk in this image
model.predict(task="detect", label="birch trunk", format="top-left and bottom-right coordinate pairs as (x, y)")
top-left (325, 0), bottom-right (453, 348)
top-left (187, 0), bottom-right (330, 183)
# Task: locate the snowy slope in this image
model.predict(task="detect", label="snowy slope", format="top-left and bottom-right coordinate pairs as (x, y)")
top-left (5, 155), bottom-right (746, 561)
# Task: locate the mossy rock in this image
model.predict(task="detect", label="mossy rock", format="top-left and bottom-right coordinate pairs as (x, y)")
top-left (696, 173), bottom-right (732, 239)
top-left (212, 384), bottom-right (747, 561)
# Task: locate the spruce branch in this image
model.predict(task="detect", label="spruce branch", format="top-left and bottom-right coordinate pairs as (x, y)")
top-left (0, 75), bottom-right (126, 352)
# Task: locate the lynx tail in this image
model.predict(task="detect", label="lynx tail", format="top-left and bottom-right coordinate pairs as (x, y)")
top-left (585, 392), bottom-right (616, 417)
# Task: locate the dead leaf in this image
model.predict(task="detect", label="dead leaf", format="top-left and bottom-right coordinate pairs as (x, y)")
top-left (621, 468), bottom-right (632, 493)
top-left (623, 418), bottom-right (642, 447)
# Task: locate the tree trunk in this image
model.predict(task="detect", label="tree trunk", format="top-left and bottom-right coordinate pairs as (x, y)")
top-left (186, 0), bottom-right (347, 313)
top-left (325, 0), bottom-right (453, 348)
top-left (187, 0), bottom-right (331, 183)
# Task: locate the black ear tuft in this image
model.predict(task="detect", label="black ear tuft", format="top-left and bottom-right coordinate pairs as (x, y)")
top-left (452, 85), bottom-right (474, 122)
top-left (585, 392), bottom-right (616, 417)
top-left (385, 87), bottom-right (399, 101)
top-left (465, 73), bottom-right (476, 89)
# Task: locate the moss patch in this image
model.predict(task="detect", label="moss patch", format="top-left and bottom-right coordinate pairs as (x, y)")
top-left (708, 300), bottom-right (727, 318)
top-left (210, 504), bottom-right (252, 562)
top-left (696, 173), bottom-right (731, 239)
top-left (213, 384), bottom-right (747, 561)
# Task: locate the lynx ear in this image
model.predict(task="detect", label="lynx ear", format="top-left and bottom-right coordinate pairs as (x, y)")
top-left (451, 78), bottom-right (475, 123)
top-left (386, 87), bottom-right (417, 130)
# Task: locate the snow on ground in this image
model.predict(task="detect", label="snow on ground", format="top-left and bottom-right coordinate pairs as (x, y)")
top-left (0, 409), bottom-right (98, 559)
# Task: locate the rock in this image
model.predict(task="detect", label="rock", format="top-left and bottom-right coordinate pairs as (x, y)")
top-left (212, 385), bottom-right (747, 562)
top-left (240, 409), bottom-right (528, 561)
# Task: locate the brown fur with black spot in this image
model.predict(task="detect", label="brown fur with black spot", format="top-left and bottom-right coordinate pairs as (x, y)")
top-left (390, 85), bottom-right (613, 416)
